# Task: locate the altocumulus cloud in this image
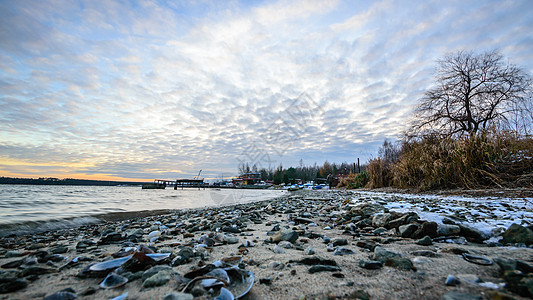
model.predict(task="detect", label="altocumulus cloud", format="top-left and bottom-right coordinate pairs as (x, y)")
top-left (0, 0), bottom-right (532, 180)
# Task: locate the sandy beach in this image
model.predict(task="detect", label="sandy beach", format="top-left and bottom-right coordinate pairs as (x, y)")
top-left (1, 189), bottom-right (532, 300)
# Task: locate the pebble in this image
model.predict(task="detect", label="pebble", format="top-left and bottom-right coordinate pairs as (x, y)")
top-left (142, 269), bottom-right (173, 288)
top-left (162, 292), bottom-right (194, 300)
top-left (358, 260), bottom-right (383, 270)
top-left (224, 236), bottom-right (239, 244)
top-left (304, 246), bottom-right (315, 255)
top-left (416, 236), bottom-right (433, 246)
top-left (445, 275), bottom-right (461, 286)
top-left (278, 241), bottom-right (293, 249)
top-left (273, 245), bottom-right (285, 254)
top-left (308, 265), bottom-right (341, 273)
top-left (333, 247), bottom-right (355, 256)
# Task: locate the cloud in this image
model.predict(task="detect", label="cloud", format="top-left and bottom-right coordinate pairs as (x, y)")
top-left (1, 0), bottom-right (532, 180)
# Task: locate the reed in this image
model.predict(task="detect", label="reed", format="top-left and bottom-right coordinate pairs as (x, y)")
top-left (367, 131), bottom-right (532, 190)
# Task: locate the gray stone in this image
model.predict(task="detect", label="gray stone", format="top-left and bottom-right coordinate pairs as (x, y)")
top-left (272, 229), bottom-right (299, 243)
top-left (332, 239), bottom-right (348, 246)
top-left (372, 213), bottom-right (392, 228)
top-left (413, 222), bottom-right (437, 239)
top-left (458, 224), bottom-right (487, 243)
top-left (304, 246), bottom-right (315, 255)
top-left (308, 265), bottom-right (341, 273)
top-left (333, 247), bottom-right (355, 256)
top-left (441, 291), bottom-right (482, 300)
top-left (50, 246), bottom-right (68, 254)
top-left (142, 266), bottom-right (174, 281)
top-left (43, 291), bottom-right (77, 300)
top-left (416, 236), bottom-right (433, 246)
top-left (278, 241), bottom-right (293, 249)
top-left (224, 236), bottom-right (239, 244)
top-left (398, 224), bottom-right (418, 238)
top-left (384, 257), bottom-right (414, 271)
top-left (502, 223), bottom-right (533, 245)
top-left (373, 246), bottom-right (401, 262)
top-left (358, 260), bottom-right (383, 270)
top-left (438, 224), bottom-right (461, 236)
top-left (0, 275), bottom-right (27, 293)
top-left (162, 293), bottom-right (194, 300)
top-left (445, 275), bottom-right (460, 286)
top-left (143, 269), bottom-right (173, 288)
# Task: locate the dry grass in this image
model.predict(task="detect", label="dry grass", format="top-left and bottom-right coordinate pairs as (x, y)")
top-left (367, 131), bottom-right (533, 190)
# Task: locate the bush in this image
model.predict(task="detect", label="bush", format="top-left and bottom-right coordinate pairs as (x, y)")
top-left (366, 158), bottom-right (394, 188)
top-left (368, 131), bottom-right (532, 190)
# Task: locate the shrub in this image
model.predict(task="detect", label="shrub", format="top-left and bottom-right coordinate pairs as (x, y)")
top-left (368, 131), bottom-right (532, 190)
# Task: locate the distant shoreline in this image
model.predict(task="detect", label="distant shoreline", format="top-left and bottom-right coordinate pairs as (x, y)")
top-left (0, 177), bottom-right (144, 186)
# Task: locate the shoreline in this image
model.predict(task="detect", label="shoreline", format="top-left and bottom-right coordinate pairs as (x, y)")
top-left (1, 189), bottom-right (532, 299)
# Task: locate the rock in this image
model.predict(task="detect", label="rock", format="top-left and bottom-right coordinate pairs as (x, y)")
top-left (142, 269), bottom-right (173, 288)
top-left (411, 250), bottom-right (438, 257)
top-left (503, 270), bottom-right (533, 297)
top-left (259, 277), bottom-right (273, 285)
top-left (0, 274), bottom-right (27, 293)
top-left (445, 275), bottom-right (460, 286)
top-left (333, 247), bottom-right (355, 256)
top-left (398, 224), bottom-right (418, 238)
top-left (43, 291), bottom-right (77, 300)
top-left (27, 243), bottom-right (45, 250)
top-left (384, 257), bottom-right (414, 271)
top-left (438, 224), bottom-right (461, 236)
top-left (221, 226), bottom-right (241, 233)
top-left (162, 292), bottom-right (194, 300)
top-left (494, 258), bottom-right (533, 274)
top-left (373, 246), bottom-right (401, 262)
top-left (416, 236), bottom-right (433, 246)
top-left (372, 213), bottom-right (392, 228)
top-left (308, 265), bottom-right (341, 273)
top-left (271, 229), bottom-right (299, 243)
top-left (332, 239), bottom-right (348, 246)
top-left (458, 224), bottom-right (487, 243)
top-left (293, 217), bottom-right (314, 224)
top-left (348, 290), bottom-right (371, 300)
top-left (4, 251), bottom-right (24, 258)
top-left (355, 203), bottom-right (385, 217)
top-left (304, 246), bottom-right (315, 255)
top-left (269, 262), bottom-right (284, 270)
top-left (50, 246), bottom-right (68, 254)
top-left (294, 257), bottom-right (337, 266)
top-left (141, 266), bottom-right (174, 281)
top-left (20, 264), bottom-right (57, 277)
top-left (99, 232), bottom-right (123, 244)
top-left (413, 222), bottom-right (437, 239)
top-left (358, 260), bottom-right (383, 270)
top-left (502, 224), bottom-right (533, 245)
top-left (441, 291), bottom-right (482, 300)
top-left (278, 241), bottom-right (293, 249)
top-left (224, 236), bottom-right (239, 244)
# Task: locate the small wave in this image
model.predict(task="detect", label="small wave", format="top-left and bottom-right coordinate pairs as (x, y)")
top-left (0, 216), bottom-right (101, 237)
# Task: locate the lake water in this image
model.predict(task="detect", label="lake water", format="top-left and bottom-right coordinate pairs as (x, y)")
top-left (0, 185), bottom-right (286, 236)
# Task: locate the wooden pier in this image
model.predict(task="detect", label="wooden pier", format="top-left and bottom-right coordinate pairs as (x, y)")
top-left (174, 179), bottom-right (207, 190)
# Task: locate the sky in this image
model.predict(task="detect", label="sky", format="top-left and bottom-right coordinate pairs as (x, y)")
top-left (1, 0), bottom-right (532, 181)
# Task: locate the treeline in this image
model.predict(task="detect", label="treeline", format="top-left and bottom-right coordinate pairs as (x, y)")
top-left (0, 177), bottom-right (141, 186)
top-left (238, 160), bottom-right (366, 185)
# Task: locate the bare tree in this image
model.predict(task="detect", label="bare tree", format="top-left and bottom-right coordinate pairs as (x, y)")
top-left (411, 50), bottom-right (532, 136)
